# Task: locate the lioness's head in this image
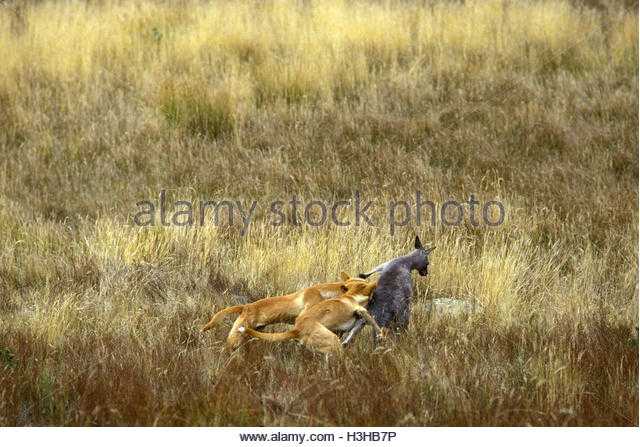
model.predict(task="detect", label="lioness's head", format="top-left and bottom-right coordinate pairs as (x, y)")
top-left (339, 272), bottom-right (376, 304)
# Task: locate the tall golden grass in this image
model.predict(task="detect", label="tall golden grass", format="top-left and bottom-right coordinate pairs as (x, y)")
top-left (0, 0), bottom-right (637, 426)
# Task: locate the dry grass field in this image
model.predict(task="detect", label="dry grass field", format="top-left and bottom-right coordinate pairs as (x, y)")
top-left (0, 0), bottom-right (638, 426)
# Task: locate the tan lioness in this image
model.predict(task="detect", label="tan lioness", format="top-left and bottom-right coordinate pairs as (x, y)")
top-left (239, 279), bottom-right (383, 355)
top-left (201, 272), bottom-right (367, 350)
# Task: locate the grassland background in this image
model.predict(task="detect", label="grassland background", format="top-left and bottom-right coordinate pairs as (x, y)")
top-left (0, 0), bottom-right (638, 426)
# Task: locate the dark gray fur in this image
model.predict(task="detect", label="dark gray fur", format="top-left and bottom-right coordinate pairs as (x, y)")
top-left (341, 236), bottom-right (434, 346)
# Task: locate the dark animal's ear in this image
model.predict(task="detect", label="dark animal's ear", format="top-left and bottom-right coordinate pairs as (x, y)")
top-left (426, 246), bottom-right (436, 254)
top-left (414, 235), bottom-right (423, 249)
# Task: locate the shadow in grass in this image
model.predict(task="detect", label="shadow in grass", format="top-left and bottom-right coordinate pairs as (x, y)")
top-left (0, 347), bottom-right (16, 369)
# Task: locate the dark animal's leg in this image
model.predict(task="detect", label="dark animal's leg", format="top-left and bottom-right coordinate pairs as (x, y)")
top-left (370, 303), bottom-right (395, 347)
top-left (343, 289), bottom-right (384, 346)
top-left (341, 318), bottom-right (366, 346)
top-left (393, 302), bottom-right (411, 333)
top-left (343, 307), bottom-right (389, 347)
top-left (358, 260), bottom-right (390, 279)
top-left (355, 307), bottom-right (383, 336)
top-left (374, 303), bottom-right (393, 329)
top-left (372, 326), bottom-right (379, 346)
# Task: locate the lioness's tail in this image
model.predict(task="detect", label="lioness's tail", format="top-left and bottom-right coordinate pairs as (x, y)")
top-left (239, 326), bottom-right (298, 342)
top-left (201, 305), bottom-right (244, 332)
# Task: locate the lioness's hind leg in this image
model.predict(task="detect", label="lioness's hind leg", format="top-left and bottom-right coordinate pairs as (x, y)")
top-left (226, 315), bottom-right (249, 350)
top-left (303, 324), bottom-right (343, 355)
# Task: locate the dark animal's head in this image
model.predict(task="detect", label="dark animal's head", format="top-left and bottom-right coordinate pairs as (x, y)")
top-left (413, 235), bottom-right (435, 276)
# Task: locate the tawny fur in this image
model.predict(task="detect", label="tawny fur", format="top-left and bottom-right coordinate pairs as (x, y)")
top-left (241, 280), bottom-right (383, 355)
top-left (201, 272), bottom-right (366, 350)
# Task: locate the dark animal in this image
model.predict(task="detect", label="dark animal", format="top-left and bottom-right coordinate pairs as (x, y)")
top-left (341, 236), bottom-right (434, 345)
